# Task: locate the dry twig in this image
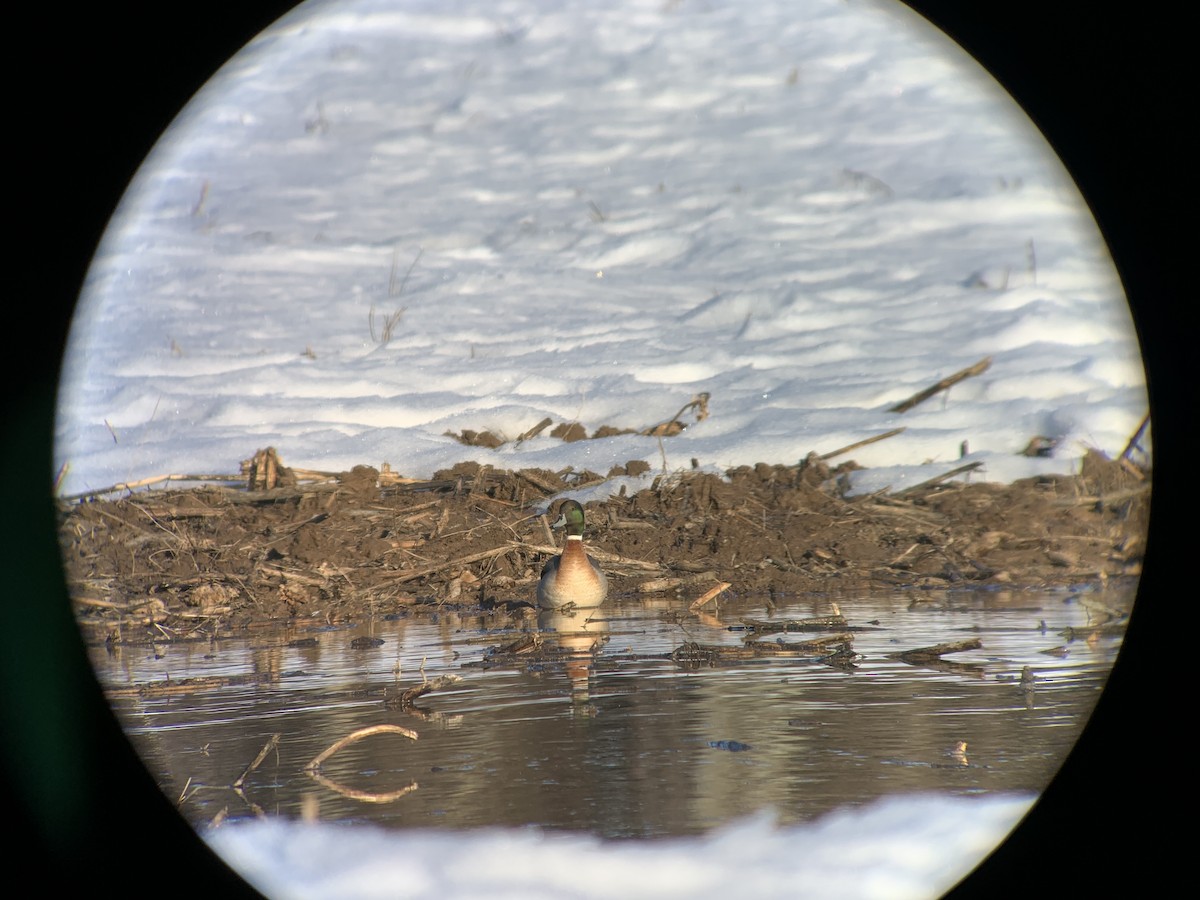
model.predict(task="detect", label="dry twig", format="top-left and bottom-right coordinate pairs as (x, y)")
top-left (638, 572), bottom-right (719, 594)
top-left (387, 674), bottom-right (463, 709)
top-left (894, 461), bottom-right (984, 496)
top-left (820, 428), bottom-right (906, 460)
top-left (233, 734), bottom-right (280, 789)
top-left (688, 581), bottom-right (731, 611)
top-left (888, 357), bottom-right (991, 413)
top-left (305, 724), bottom-right (419, 773)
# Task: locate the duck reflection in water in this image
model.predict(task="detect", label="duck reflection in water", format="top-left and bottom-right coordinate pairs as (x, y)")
top-left (537, 605), bottom-right (609, 702)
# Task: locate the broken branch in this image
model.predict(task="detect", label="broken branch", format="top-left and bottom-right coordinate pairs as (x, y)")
top-left (891, 638), bottom-right (982, 663)
top-left (305, 724), bottom-right (419, 774)
top-left (820, 428), bottom-right (906, 460)
top-left (888, 357), bottom-right (991, 413)
top-left (233, 734), bottom-right (280, 789)
top-left (894, 461), bottom-right (984, 496)
top-left (689, 581), bottom-right (732, 611)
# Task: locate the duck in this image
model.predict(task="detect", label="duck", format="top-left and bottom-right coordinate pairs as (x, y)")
top-left (537, 499), bottom-right (608, 609)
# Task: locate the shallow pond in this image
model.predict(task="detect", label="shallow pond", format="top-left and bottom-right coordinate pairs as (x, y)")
top-left (88, 586), bottom-right (1129, 837)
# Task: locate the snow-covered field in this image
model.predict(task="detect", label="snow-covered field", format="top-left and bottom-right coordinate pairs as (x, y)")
top-left (55, 0), bottom-right (1146, 503)
top-left (53, 0), bottom-right (1147, 896)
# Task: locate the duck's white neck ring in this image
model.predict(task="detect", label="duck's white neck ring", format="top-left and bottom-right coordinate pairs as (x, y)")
top-left (566, 534), bottom-right (583, 542)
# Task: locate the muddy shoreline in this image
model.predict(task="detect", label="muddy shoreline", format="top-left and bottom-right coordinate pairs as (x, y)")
top-left (59, 450), bottom-right (1147, 644)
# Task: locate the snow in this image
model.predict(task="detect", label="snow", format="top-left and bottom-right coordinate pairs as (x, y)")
top-left (53, 0), bottom-right (1145, 895)
top-left (54, 0), bottom-right (1147, 502)
top-left (207, 794), bottom-right (1035, 900)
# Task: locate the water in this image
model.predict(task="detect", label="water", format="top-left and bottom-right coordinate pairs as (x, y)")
top-left (86, 587), bottom-right (1128, 837)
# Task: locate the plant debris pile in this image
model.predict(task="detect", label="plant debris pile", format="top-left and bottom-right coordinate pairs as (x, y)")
top-left (59, 449), bottom-right (1148, 645)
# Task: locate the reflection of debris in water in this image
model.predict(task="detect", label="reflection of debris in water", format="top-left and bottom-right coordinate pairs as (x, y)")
top-left (708, 740), bottom-right (752, 752)
top-left (1021, 665), bottom-right (1037, 710)
top-left (884, 741), bottom-right (977, 771)
top-left (466, 608), bottom-right (610, 702)
top-left (670, 635), bottom-right (856, 670)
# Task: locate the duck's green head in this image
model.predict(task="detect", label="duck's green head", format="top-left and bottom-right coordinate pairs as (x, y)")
top-left (551, 499), bottom-right (588, 536)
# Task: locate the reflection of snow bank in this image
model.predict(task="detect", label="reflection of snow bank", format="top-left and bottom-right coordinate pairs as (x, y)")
top-left (208, 792), bottom-right (1033, 900)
